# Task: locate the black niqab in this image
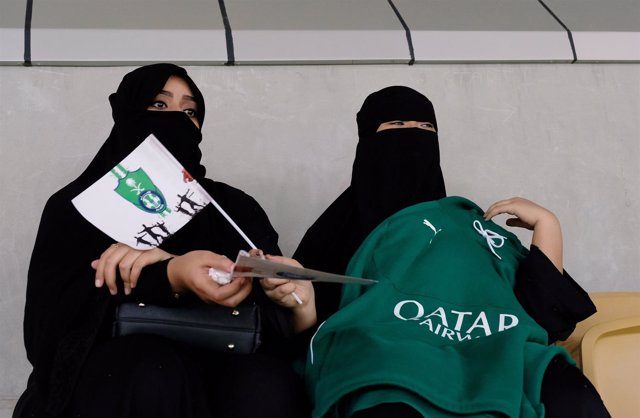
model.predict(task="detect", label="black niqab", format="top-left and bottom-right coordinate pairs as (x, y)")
top-left (80, 63), bottom-right (206, 185)
top-left (356, 85), bottom-right (438, 139)
top-left (294, 86), bottom-right (446, 322)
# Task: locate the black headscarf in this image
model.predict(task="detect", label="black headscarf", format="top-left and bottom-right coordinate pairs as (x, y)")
top-left (294, 86), bottom-right (446, 322)
top-left (18, 64), bottom-right (284, 417)
top-left (79, 63), bottom-right (206, 186)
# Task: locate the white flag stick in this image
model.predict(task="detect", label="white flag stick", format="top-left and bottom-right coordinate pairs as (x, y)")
top-left (195, 175), bottom-right (302, 304)
top-left (147, 138), bottom-right (304, 305)
top-left (195, 182), bottom-right (257, 250)
top-left (150, 136), bottom-right (257, 250)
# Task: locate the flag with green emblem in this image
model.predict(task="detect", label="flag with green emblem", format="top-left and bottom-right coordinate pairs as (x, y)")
top-left (72, 134), bottom-right (209, 248)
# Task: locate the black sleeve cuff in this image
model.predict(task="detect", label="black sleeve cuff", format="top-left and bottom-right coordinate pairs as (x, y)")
top-left (128, 258), bottom-right (186, 306)
top-left (515, 245), bottom-right (596, 342)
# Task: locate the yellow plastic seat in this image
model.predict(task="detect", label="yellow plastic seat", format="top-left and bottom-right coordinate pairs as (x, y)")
top-left (581, 316), bottom-right (640, 418)
top-left (557, 292), bottom-right (640, 367)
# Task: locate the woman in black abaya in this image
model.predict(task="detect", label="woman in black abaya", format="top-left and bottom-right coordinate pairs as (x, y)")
top-left (294, 86), bottom-right (609, 417)
top-left (15, 63), bottom-right (313, 418)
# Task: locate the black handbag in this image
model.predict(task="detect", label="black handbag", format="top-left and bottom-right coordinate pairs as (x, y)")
top-left (112, 300), bottom-right (261, 353)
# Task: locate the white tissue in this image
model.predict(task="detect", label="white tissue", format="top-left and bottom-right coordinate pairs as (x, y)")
top-left (208, 268), bottom-right (232, 285)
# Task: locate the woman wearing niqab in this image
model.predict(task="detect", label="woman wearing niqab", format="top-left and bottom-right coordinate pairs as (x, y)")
top-left (295, 86), bottom-right (609, 417)
top-left (294, 86), bottom-right (446, 322)
top-left (15, 64), bottom-right (310, 418)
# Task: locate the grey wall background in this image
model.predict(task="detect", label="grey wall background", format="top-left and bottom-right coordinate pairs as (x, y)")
top-left (2, 0), bottom-right (639, 415)
top-left (3, 0), bottom-right (640, 64)
top-left (1, 63), bottom-right (639, 414)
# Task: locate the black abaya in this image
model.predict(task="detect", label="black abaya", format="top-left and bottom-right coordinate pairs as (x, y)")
top-left (15, 64), bottom-right (308, 418)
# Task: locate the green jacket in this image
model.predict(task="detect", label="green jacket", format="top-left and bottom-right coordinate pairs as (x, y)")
top-left (305, 197), bottom-right (571, 418)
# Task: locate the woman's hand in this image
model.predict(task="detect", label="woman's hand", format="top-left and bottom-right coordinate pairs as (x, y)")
top-left (484, 197), bottom-right (557, 230)
top-left (92, 243), bottom-right (173, 295)
top-left (260, 255), bottom-right (317, 332)
top-left (167, 250), bottom-right (252, 307)
top-left (484, 197), bottom-right (563, 272)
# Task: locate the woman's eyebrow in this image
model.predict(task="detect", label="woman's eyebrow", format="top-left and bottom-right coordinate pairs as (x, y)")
top-left (156, 90), bottom-right (196, 104)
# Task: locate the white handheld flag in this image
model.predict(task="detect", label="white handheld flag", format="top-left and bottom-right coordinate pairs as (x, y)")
top-left (72, 134), bottom-right (256, 249)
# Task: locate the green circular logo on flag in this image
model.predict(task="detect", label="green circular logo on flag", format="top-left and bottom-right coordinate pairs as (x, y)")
top-left (139, 190), bottom-right (167, 213)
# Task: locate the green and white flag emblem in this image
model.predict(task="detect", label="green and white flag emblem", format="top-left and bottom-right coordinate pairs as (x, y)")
top-left (111, 164), bottom-right (171, 217)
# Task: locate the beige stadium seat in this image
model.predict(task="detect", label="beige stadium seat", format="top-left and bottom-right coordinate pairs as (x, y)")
top-left (556, 292), bottom-right (640, 417)
top-left (581, 316), bottom-right (640, 418)
top-left (556, 292), bottom-right (640, 367)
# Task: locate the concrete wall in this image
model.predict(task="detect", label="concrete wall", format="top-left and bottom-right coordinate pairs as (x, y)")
top-left (1, 63), bottom-right (638, 415)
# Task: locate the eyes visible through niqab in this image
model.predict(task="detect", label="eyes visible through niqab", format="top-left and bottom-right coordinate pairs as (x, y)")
top-left (376, 121), bottom-right (436, 133)
top-left (146, 75), bottom-right (200, 128)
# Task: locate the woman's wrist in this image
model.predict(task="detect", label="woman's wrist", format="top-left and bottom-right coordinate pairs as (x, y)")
top-left (531, 211), bottom-right (563, 272)
top-left (167, 256), bottom-right (188, 295)
top-left (291, 300), bottom-right (317, 333)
